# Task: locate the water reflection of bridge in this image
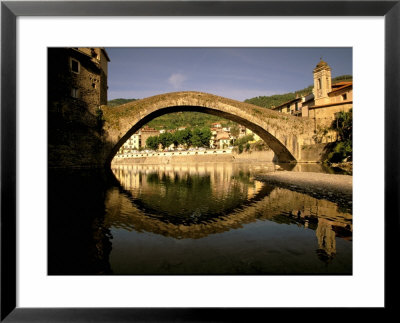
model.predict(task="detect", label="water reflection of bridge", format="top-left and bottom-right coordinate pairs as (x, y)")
top-left (108, 164), bottom-right (352, 260)
top-left (48, 167), bottom-right (352, 274)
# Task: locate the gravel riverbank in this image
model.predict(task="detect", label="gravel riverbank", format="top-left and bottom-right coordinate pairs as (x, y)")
top-left (255, 171), bottom-right (353, 211)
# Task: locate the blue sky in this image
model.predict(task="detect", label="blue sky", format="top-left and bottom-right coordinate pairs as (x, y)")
top-left (106, 47), bottom-right (352, 101)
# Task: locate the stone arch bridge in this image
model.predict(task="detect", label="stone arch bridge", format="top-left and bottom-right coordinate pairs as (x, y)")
top-left (101, 91), bottom-right (315, 166)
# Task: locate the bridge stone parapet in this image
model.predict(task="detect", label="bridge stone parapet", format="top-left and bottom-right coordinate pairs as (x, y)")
top-left (102, 91), bottom-right (315, 165)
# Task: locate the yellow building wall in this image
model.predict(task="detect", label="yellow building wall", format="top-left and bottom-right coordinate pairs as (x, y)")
top-left (329, 88), bottom-right (353, 104)
top-left (310, 103), bottom-right (353, 121)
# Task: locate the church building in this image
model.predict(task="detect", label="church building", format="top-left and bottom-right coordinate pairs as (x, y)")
top-left (273, 59), bottom-right (353, 126)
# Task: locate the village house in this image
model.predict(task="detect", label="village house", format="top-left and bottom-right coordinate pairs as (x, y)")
top-left (209, 122), bottom-right (237, 149)
top-left (139, 126), bottom-right (161, 148)
top-left (211, 122), bottom-right (222, 129)
top-left (214, 131), bottom-right (232, 149)
top-left (273, 96), bottom-right (303, 116)
top-left (123, 133), bottom-right (141, 151)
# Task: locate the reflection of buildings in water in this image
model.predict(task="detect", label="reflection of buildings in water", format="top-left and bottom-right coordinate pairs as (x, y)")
top-left (315, 218), bottom-right (337, 260)
top-left (268, 188), bottom-right (352, 229)
top-left (247, 181), bottom-right (264, 199)
top-left (111, 163), bottom-right (264, 201)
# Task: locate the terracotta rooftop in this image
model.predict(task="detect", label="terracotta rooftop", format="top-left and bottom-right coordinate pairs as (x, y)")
top-left (141, 127), bottom-right (158, 132)
top-left (329, 81), bottom-right (352, 95)
top-left (310, 100), bottom-right (353, 109)
top-left (216, 132), bottom-right (230, 140)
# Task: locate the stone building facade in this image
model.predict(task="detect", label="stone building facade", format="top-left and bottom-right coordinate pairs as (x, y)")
top-left (49, 47), bottom-right (109, 114)
top-left (139, 127), bottom-right (160, 148)
top-left (124, 133), bottom-right (141, 151)
top-left (48, 47), bottom-right (111, 168)
top-left (308, 60), bottom-right (353, 123)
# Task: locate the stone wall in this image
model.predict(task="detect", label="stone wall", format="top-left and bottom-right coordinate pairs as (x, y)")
top-left (310, 102), bottom-right (353, 128)
top-left (299, 143), bottom-right (332, 162)
top-left (112, 153), bottom-right (234, 165)
top-left (232, 150), bottom-right (275, 162)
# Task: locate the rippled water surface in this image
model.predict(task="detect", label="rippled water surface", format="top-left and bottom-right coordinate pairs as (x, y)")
top-left (48, 162), bottom-right (352, 275)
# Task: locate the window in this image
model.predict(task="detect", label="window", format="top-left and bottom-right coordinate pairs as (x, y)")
top-left (295, 102), bottom-right (299, 111)
top-left (71, 88), bottom-right (79, 98)
top-left (342, 94), bottom-right (347, 101)
top-left (318, 78), bottom-right (321, 89)
top-left (70, 58), bottom-right (80, 74)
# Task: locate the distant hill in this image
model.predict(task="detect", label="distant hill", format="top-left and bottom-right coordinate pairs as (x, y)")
top-left (331, 75), bottom-right (353, 83)
top-left (145, 112), bottom-right (234, 130)
top-left (244, 75), bottom-right (352, 109)
top-left (107, 98), bottom-right (137, 107)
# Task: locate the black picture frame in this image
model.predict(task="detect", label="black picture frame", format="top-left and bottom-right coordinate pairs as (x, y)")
top-left (1, 0), bottom-right (399, 321)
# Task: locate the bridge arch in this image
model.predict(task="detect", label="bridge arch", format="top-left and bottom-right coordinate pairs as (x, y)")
top-left (101, 91), bottom-right (314, 166)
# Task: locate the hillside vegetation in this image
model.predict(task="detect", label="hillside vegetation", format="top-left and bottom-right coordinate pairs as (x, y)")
top-left (107, 98), bottom-right (137, 107)
top-left (145, 112), bottom-right (235, 130)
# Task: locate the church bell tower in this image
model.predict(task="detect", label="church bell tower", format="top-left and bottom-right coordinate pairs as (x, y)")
top-left (313, 59), bottom-right (332, 105)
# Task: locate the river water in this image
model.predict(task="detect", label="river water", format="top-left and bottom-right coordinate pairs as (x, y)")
top-left (48, 162), bottom-right (352, 275)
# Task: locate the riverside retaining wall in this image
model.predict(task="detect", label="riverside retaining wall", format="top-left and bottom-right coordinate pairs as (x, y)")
top-left (112, 150), bottom-right (277, 165)
top-left (111, 144), bottom-right (333, 166)
top-left (112, 153), bottom-right (234, 165)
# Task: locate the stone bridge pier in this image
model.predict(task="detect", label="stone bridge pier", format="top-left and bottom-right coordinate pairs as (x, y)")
top-left (101, 91), bottom-right (316, 166)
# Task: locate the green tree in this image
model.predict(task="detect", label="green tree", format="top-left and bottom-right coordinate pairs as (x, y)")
top-left (190, 127), bottom-right (212, 148)
top-left (234, 134), bottom-right (254, 147)
top-left (175, 129), bottom-right (192, 147)
top-left (191, 128), bottom-right (203, 148)
top-left (158, 132), bottom-right (173, 149)
top-left (331, 109), bottom-right (352, 142)
top-left (230, 125), bottom-right (240, 138)
top-left (327, 109), bottom-right (353, 163)
top-left (146, 136), bottom-right (159, 150)
top-left (198, 127), bottom-right (212, 147)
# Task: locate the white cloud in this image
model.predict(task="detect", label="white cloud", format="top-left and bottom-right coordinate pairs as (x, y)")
top-left (168, 73), bottom-right (186, 89)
